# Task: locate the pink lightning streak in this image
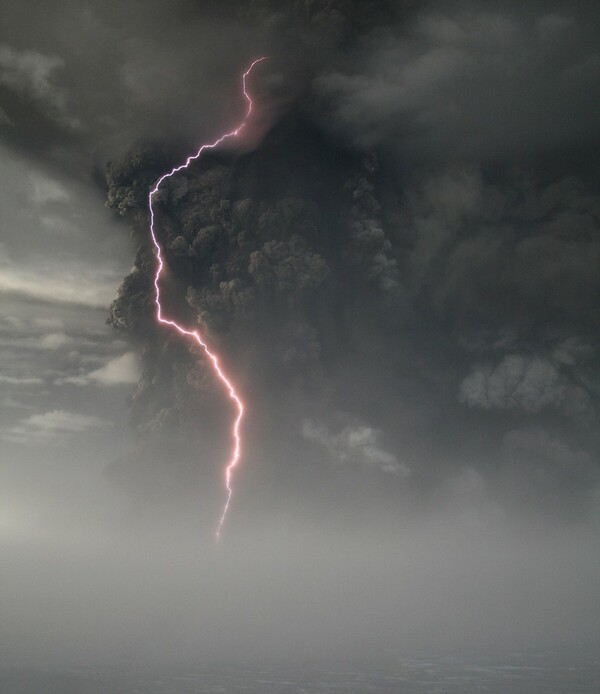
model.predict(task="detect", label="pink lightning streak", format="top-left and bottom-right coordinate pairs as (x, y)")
top-left (148, 57), bottom-right (267, 540)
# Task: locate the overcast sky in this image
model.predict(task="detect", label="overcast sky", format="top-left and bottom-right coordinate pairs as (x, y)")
top-left (1, 0), bottom-right (599, 670)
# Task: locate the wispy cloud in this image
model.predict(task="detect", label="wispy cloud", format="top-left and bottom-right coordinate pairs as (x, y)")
top-left (458, 354), bottom-right (592, 420)
top-left (0, 42), bottom-right (79, 129)
top-left (0, 374), bottom-right (44, 385)
top-left (58, 352), bottom-right (140, 387)
top-left (28, 172), bottom-right (71, 206)
top-left (0, 257), bottom-right (120, 308)
top-left (38, 332), bottom-right (70, 349)
top-left (3, 409), bottom-right (108, 445)
top-left (303, 419), bottom-right (409, 476)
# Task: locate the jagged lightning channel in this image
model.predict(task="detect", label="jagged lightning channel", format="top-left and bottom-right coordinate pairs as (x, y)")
top-left (148, 57), bottom-right (267, 540)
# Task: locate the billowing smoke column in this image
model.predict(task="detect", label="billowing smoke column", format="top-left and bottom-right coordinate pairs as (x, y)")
top-left (148, 57), bottom-right (267, 539)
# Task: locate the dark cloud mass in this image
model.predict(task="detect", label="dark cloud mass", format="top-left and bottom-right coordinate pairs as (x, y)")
top-left (2, 0), bottom-right (600, 672)
top-left (101, 0), bottom-right (600, 524)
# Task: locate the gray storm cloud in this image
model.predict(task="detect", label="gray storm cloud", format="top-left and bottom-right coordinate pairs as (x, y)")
top-left (97, 0), bottom-right (600, 524)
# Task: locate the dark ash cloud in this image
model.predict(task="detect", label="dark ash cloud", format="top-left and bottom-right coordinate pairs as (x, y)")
top-left (95, 0), bottom-right (600, 524)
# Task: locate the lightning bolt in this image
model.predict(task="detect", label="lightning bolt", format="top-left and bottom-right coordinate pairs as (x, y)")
top-left (148, 57), bottom-right (267, 540)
